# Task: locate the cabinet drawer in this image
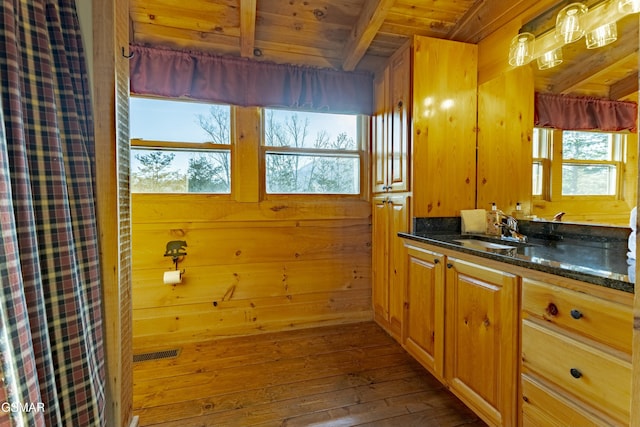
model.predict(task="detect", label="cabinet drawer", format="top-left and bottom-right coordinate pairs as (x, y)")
top-left (522, 374), bottom-right (622, 427)
top-left (522, 319), bottom-right (631, 425)
top-left (522, 278), bottom-right (632, 354)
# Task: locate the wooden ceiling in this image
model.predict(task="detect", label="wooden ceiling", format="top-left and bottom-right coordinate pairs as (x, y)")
top-left (129, 0), bottom-right (638, 100)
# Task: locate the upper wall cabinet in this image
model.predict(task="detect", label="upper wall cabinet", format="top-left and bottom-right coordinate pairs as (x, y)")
top-left (372, 42), bottom-right (411, 194)
top-left (372, 36), bottom-right (477, 215)
top-left (411, 36), bottom-right (477, 217)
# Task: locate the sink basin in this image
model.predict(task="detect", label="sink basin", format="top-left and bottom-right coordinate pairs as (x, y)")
top-left (453, 239), bottom-right (516, 250)
top-left (452, 238), bottom-right (520, 255)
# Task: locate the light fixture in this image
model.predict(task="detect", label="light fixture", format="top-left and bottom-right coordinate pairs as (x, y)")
top-left (537, 48), bottom-right (563, 70)
top-left (585, 22), bottom-right (618, 48)
top-left (509, 0), bottom-right (632, 69)
top-left (618, 0), bottom-right (640, 13)
top-left (556, 3), bottom-right (588, 44)
top-left (508, 32), bottom-right (535, 66)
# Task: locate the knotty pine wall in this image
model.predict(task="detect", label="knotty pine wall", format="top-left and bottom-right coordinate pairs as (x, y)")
top-left (131, 107), bottom-right (372, 352)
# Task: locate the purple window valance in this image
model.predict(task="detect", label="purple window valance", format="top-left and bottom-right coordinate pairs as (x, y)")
top-left (129, 44), bottom-right (374, 115)
top-left (534, 92), bottom-right (637, 132)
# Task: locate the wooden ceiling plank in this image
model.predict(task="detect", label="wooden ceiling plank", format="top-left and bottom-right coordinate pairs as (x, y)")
top-left (609, 72), bottom-right (639, 100)
top-left (240, 0), bottom-right (257, 57)
top-left (341, 0), bottom-right (395, 71)
top-left (130, 6), bottom-right (240, 36)
top-left (448, 0), bottom-right (560, 43)
top-left (133, 22), bottom-right (238, 51)
top-left (256, 11), bottom-right (350, 47)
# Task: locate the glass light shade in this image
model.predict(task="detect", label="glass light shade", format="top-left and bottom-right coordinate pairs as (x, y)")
top-left (585, 22), bottom-right (618, 48)
top-left (508, 32), bottom-right (535, 67)
top-left (618, 0), bottom-right (640, 13)
top-left (537, 48), bottom-right (563, 70)
top-left (556, 3), bottom-right (588, 43)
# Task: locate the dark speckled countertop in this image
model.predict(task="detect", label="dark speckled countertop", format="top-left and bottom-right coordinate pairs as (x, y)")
top-left (400, 217), bottom-right (634, 294)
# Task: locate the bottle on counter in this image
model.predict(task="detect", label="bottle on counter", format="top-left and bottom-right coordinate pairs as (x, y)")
top-left (486, 202), bottom-right (501, 236)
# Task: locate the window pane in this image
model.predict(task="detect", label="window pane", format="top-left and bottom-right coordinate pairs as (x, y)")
top-left (562, 164), bottom-right (616, 195)
top-left (130, 98), bottom-right (230, 144)
top-left (131, 149), bottom-right (231, 193)
top-left (265, 153), bottom-right (359, 194)
top-left (264, 109), bottom-right (358, 150)
top-left (532, 128), bottom-right (540, 158)
top-left (562, 131), bottom-right (612, 160)
top-left (532, 162), bottom-right (542, 196)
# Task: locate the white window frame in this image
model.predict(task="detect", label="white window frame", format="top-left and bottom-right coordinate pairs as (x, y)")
top-left (533, 127), bottom-right (626, 201)
top-left (260, 109), bottom-right (367, 198)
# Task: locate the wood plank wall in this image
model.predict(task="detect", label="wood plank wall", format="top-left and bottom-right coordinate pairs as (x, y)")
top-left (131, 108), bottom-right (372, 352)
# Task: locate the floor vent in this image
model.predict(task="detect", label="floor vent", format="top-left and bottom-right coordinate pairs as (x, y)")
top-left (133, 348), bottom-right (181, 363)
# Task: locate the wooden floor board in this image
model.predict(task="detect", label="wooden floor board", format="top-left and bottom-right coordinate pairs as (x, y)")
top-left (134, 321), bottom-right (486, 427)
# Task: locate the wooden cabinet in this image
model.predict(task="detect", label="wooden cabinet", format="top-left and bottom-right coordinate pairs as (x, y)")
top-left (444, 257), bottom-right (519, 427)
top-left (403, 245), bottom-right (445, 379)
top-left (372, 194), bottom-right (409, 340)
top-left (400, 239), bottom-right (634, 427)
top-left (521, 277), bottom-right (633, 427)
top-left (401, 241), bottom-right (519, 427)
top-left (372, 43), bottom-right (410, 194)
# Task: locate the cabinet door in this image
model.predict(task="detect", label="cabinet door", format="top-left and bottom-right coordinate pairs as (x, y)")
top-left (404, 246), bottom-right (444, 379)
top-left (387, 194), bottom-right (410, 338)
top-left (445, 257), bottom-right (518, 427)
top-left (388, 44), bottom-right (410, 193)
top-left (372, 196), bottom-right (390, 325)
top-left (372, 68), bottom-right (389, 194)
top-left (412, 36), bottom-right (477, 217)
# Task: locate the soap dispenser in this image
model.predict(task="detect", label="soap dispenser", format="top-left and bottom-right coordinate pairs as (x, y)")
top-left (486, 203), bottom-right (501, 236)
top-left (512, 202), bottom-right (524, 219)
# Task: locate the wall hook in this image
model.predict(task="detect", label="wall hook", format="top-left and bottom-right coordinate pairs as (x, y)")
top-left (121, 47), bottom-right (134, 59)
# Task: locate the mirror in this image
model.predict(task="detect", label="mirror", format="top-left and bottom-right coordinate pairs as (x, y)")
top-left (527, 12), bottom-right (638, 226)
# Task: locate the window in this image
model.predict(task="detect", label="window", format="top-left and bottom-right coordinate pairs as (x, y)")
top-left (262, 109), bottom-right (362, 195)
top-left (130, 97), bottom-right (232, 193)
top-left (533, 128), bottom-right (625, 199)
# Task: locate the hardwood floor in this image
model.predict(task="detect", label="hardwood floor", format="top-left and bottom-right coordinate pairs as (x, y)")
top-left (133, 321), bottom-right (487, 427)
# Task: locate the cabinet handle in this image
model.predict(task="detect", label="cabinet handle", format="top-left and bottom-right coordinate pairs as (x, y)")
top-left (397, 100), bottom-right (403, 108)
top-left (570, 368), bottom-right (583, 379)
top-left (570, 309), bottom-right (583, 320)
top-left (446, 263), bottom-right (453, 269)
top-left (434, 259), bottom-right (440, 264)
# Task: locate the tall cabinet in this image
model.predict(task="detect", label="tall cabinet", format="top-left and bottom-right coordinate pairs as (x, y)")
top-left (371, 35), bottom-right (477, 340)
top-left (371, 42), bottom-right (411, 340)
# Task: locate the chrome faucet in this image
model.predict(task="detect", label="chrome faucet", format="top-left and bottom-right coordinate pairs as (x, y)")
top-left (495, 213), bottom-right (528, 243)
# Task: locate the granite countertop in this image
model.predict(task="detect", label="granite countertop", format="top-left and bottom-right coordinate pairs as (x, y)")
top-left (401, 217), bottom-right (634, 294)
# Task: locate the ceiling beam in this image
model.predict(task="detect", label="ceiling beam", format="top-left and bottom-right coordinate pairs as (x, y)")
top-left (610, 72), bottom-right (639, 100)
top-left (240, 0), bottom-right (257, 57)
top-left (341, 0), bottom-right (395, 71)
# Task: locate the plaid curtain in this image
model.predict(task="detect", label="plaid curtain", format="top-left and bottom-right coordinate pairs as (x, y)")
top-left (0, 0), bottom-right (105, 426)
